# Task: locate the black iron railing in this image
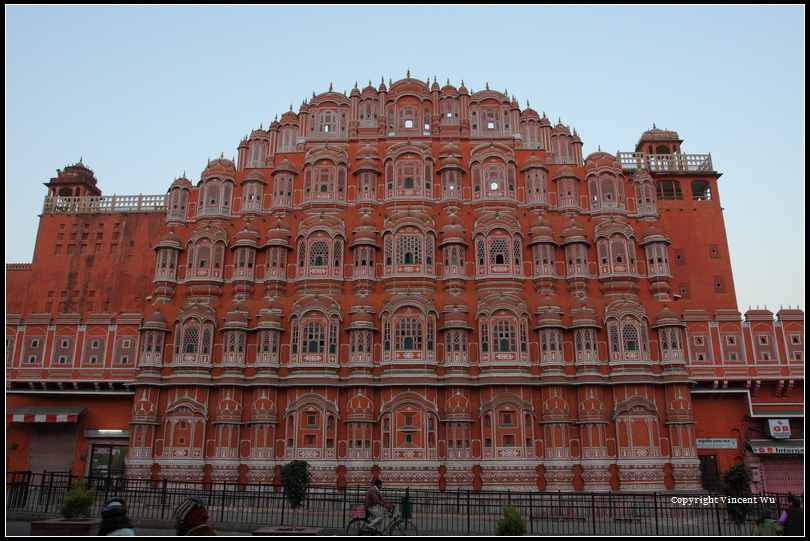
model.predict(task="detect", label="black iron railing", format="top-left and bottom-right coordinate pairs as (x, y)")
top-left (5, 471), bottom-right (801, 536)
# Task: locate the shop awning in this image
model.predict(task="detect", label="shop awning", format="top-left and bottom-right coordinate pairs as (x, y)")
top-left (6, 406), bottom-right (85, 423)
top-left (750, 405), bottom-right (804, 417)
top-left (748, 439), bottom-right (804, 455)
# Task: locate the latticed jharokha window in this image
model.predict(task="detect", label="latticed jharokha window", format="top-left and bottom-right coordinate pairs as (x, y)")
top-left (493, 320), bottom-right (517, 352)
top-left (396, 236), bottom-right (422, 265)
top-left (395, 318), bottom-right (423, 350)
top-left (303, 322), bottom-right (326, 353)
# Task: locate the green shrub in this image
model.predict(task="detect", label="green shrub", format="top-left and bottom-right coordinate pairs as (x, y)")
top-left (280, 460), bottom-right (312, 510)
top-left (495, 503), bottom-right (526, 536)
top-left (60, 478), bottom-right (97, 520)
top-left (721, 463), bottom-right (753, 529)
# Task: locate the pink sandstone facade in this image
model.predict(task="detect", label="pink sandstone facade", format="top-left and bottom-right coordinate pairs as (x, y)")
top-left (6, 76), bottom-right (804, 493)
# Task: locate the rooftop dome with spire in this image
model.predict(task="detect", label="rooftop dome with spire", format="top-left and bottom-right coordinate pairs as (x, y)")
top-left (201, 156), bottom-right (236, 180)
top-left (653, 305), bottom-right (683, 328)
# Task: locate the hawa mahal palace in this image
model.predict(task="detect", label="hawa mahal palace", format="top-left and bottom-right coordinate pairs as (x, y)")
top-left (6, 75), bottom-right (804, 494)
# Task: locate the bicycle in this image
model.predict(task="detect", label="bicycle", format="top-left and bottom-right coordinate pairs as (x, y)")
top-left (345, 504), bottom-right (418, 536)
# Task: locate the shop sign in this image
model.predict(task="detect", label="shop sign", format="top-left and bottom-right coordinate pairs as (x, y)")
top-left (768, 419), bottom-right (791, 439)
top-left (750, 445), bottom-right (803, 455)
top-left (696, 438), bottom-right (738, 449)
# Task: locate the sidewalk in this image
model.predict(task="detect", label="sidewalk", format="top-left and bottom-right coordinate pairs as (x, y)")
top-left (6, 520), bottom-right (253, 536)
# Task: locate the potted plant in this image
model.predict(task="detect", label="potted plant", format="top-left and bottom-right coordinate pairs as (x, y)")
top-left (30, 478), bottom-right (101, 536)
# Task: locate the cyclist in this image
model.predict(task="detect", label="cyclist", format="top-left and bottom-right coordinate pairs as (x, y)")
top-left (364, 479), bottom-right (393, 533)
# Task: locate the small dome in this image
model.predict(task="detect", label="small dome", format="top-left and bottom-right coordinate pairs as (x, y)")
top-left (578, 397), bottom-right (605, 420)
top-left (640, 225), bottom-right (669, 245)
top-left (354, 213), bottom-right (376, 229)
top-left (439, 142), bottom-right (462, 157)
top-left (443, 293), bottom-right (468, 313)
top-left (346, 393), bottom-right (375, 421)
top-left (216, 397), bottom-right (242, 420)
top-left (357, 143), bottom-right (380, 158)
top-left (653, 305), bottom-right (683, 328)
top-left (251, 395), bottom-right (277, 423)
top-left (520, 107), bottom-right (540, 121)
top-left (439, 214), bottom-right (467, 245)
top-left (201, 157), bottom-right (236, 180)
top-left (521, 154), bottom-right (546, 171)
top-left (264, 220), bottom-right (291, 247)
top-left (361, 81), bottom-right (378, 96)
top-left (142, 310), bottom-right (169, 331)
top-left (570, 298), bottom-right (599, 328)
top-left (155, 230), bottom-right (183, 250)
top-left (273, 158), bottom-right (297, 175)
top-left (542, 396), bottom-right (569, 419)
top-left (279, 110), bottom-right (298, 124)
top-left (552, 121), bottom-right (571, 135)
top-left (535, 297), bottom-right (564, 328)
top-left (256, 297), bottom-right (284, 330)
top-left (351, 295), bottom-right (374, 312)
top-left (249, 128), bottom-right (268, 140)
top-left (441, 308), bottom-right (471, 330)
top-left (584, 152), bottom-right (622, 174)
top-left (438, 155), bottom-right (463, 170)
top-left (223, 301), bottom-right (250, 328)
top-left (552, 164), bottom-right (577, 180)
top-left (233, 223), bottom-right (260, 247)
top-left (244, 169), bottom-right (266, 183)
top-left (444, 392), bottom-right (472, 421)
top-left (666, 395), bottom-right (692, 420)
top-left (639, 126), bottom-right (680, 142)
top-left (170, 176), bottom-right (192, 189)
top-left (561, 219), bottom-right (588, 244)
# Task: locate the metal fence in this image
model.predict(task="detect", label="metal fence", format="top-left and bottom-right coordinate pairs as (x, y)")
top-left (6, 471), bottom-right (800, 536)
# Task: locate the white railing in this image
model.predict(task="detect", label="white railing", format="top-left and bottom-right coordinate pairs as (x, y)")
top-left (617, 152), bottom-right (713, 172)
top-left (43, 194), bottom-right (167, 214)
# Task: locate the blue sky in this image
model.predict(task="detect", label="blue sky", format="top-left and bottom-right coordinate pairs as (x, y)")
top-left (5, 5), bottom-right (805, 313)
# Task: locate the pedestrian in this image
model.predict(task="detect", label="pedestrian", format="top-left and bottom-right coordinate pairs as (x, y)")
top-left (174, 497), bottom-right (217, 536)
top-left (779, 495), bottom-right (804, 536)
top-left (753, 508), bottom-right (784, 536)
top-left (98, 497), bottom-right (135, 536)
top-left (364, 479), bottom-right (393, 533)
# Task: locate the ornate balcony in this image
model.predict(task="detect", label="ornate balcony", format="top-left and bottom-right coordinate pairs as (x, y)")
top-left (617, 152), bottom-right (713, 173)
top-left (43, 194), bottom-right (167, 214)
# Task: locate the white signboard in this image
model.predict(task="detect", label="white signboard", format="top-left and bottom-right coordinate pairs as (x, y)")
top-left (768, 419), bottom-right (791, 439)
top-left (696, 438), bottom-right (738, 449)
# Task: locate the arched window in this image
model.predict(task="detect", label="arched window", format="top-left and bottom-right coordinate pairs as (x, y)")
top-left (174, 318), bottom-right (214, 366)
top-left (607, 315), bottom-right (650, 363)
top-left (493, 320), bottom-right (516, 352)
top-left (167, 188), bottom-right (189, 220)
top-left (188, 239), bottom-right (225, 279)
top-left (475, 232), bottom-right (521, 276)
top-left (309, 241), bottom-right (329, 267)
top-left (272, 173), bottom-right (294, 208)
top-left (303, 322), bottom-right (325, 353)
top-left (201, 181), bottom-right (232, 215)
top-left (387, 230), bottom-right (434, 276)
top-left (395, 318), bottom-right (422, 351)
